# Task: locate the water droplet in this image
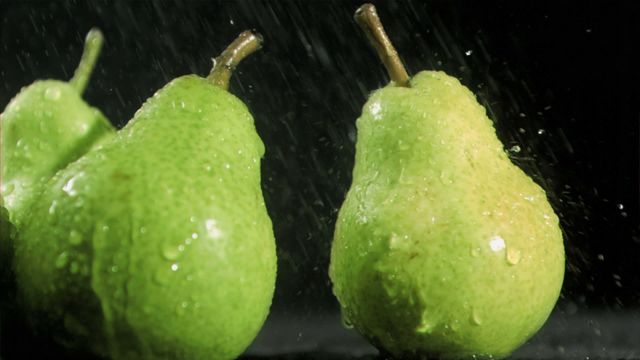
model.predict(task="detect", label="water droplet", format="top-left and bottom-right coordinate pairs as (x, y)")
top-left (509, 145), bottom-right (521, 153)
top-left (506, 248), bottom-right (521, 265)
top-left (68, 230), bottom-right (82, 245)
top-left (450, 321), bottom-right (460, 332)
top-left (2, 183), bottom-right (15, 195)
top-left (55, 252), bottom-right (69, 268)
top-left (465, 50), bottom-right (473, 56)
top-left (470, 247), bottom-right (481, 257)
top-left (617, 203), bottom-right (624, 210)
top-left (44, 87), bottom-right (61, 100)
top-left (398, 140), bottom-right (409, 150)
top-left (69, 261), bottom-right (80, 274)
top-left (176, 301), bottom-right (189, 316)
top-left (340, 312), bottom-right (353, 329)
top-left (205, 219), bottom-right (222, 239)
top-left (488, 235), bottom-right (505, 252)
top-left (111, 265), bottom-right (119, 273)
top-left (370, 101), bottom-right (382, 120)
top-left (62, 174), bottom-right (80, 196)
top-left (470, 309), bottom-right (482, 325)
top-left (388, 233), bottom-right (400, 249)
top-left (439, 171), bottom-right (452, 184)
top-left (171, 263), bottom-right (179, 272)
top-left (224, 163), bottom-right (231, 169)
top-left (153, 268), bottom-right (170, 285)
top-left (537, 129), bottom-right (546, 135)
top-left (161, 242), bottom-right (181, 260)
top-left (139, 226), bottom-right (147, 234)
top-left (416, 314), bottom-right (436, 333)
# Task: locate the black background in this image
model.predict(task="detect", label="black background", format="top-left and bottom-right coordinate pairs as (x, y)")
top-left (1, 0), bottom-right (639, 358)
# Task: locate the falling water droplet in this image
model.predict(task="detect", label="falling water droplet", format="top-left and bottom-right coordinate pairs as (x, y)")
top-left (506, 248), bottom-right (521, 265)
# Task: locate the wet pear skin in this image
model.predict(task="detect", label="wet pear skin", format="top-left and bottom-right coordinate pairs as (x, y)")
top-left (330, 71), bottom-right (565, 359)
top-left (14, 75), bottom-right (277, 359)
top-left (1, 80), bottom-right (114, 225)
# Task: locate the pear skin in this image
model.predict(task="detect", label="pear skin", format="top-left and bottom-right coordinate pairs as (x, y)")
top-left (14, 32), bottom-right (276, 359)
top-left (1, 29), bottom-right (114, 226)
top-left (329, 5), bottom-right (564, 359)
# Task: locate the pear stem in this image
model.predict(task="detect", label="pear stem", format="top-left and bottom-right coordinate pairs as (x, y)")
top-left (355, 4), bottom-right (410, 87)
top-left (69, 28), bottom-right (104, 94)
top-left (207, 31), bottom-right (263, 90)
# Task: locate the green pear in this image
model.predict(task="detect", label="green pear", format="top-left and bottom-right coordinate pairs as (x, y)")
top-left (329, 5), bottom-right (565, 359)
top-left (14, 31), bottom-right (276, 359)
top-left (1, 28), bottom-right (115, 226)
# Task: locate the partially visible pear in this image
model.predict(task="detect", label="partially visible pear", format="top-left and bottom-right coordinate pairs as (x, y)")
top-left (329, 4), bottom-right (565, 359)
top-left (1, 28), bottom-right (114, 226)
top-left (14, 31), bottom-right (276, 360)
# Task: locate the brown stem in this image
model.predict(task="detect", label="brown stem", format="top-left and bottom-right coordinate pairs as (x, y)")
top-left (354, 4), bottom-right (410, 87)
top-left (207, 31), bottom-right (263, 90)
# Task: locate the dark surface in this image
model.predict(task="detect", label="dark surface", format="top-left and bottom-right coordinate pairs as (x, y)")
top-left (247, 311), bottom-right (640, 359)
top-left (3, 310), bottom-right (640, 359)
top-left (1, 0), bottom-right (639, 358)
